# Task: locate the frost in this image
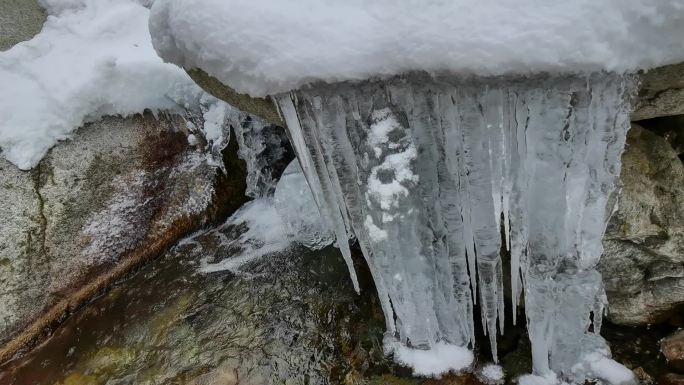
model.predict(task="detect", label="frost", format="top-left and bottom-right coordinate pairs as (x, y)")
top-left (275, 72), bottom-right (636, 383)
top-left (274, 160), bottom-right (335, 249)
top-left (0, 0), bottom-right (204, 169)
top-left (150, 0), bottom-right (684, 96)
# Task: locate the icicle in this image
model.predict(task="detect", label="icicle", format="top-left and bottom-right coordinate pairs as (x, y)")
top-left (276, 95), bottom-right (360, 293)
top-left (275, 72), bottom-right (636, 383)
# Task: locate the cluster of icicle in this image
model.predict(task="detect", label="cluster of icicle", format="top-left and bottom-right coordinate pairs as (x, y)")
top-left (274, 72), bottom-right (636, 383)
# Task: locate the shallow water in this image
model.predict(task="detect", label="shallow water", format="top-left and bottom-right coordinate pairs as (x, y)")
top-left (0, 219), bottom-right (672, 385)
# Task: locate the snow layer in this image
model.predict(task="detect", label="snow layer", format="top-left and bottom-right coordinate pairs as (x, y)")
top-left (385, 340), bottom-right (474, 377)
top-left (150, 0), bottom-right (684, 97)
top-left (0, 0), bottom-right (201, 169)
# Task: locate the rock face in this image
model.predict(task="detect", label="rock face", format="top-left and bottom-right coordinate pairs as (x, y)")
top-left (0, 0), bottom-right (45, 51)
top-left (600, 124), bottom-right (684, 325)
top-left (633, 63), bottom-right (684, 121)
top-left (0, 112), bottom-right (248, 361)
top-left (661, 329), bottom-right (684, 372)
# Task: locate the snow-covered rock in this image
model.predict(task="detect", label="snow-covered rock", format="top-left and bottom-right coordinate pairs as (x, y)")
top-left (0, 0), bottom-right (203, 170)
top-left (0, 112), bottom-right (249, 360)
top-left (150, 0), bottom-right (684, 97)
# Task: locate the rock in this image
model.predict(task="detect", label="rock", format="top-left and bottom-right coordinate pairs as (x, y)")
top-left (637, 115), bottom-right (684, 156)
top-left (660, 373), bottom-right (684, 385)
top-left (632, 367), bottom-right (654, 385)
top-left (600, 124), bottom-right (684, 325)
top-left (0, 0), bottom-right (45, 51)
top-left (633, 63), bottom-right (684, 121)
top-left (662, 329), bottom-right (684, 372)
top-left (0, 112), bottom-right (248, 362)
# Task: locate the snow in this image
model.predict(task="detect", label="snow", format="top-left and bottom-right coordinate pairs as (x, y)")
top-left (150, 0), bottom-right (684, 97)
top-left (386, 340), bottom-right (474, 377)
top-left (572, 352), bottom-right (636, 385)
top-left (0, 0), bottom-right (202, 170)
top-left (479, 364), bottom-right (504, 384)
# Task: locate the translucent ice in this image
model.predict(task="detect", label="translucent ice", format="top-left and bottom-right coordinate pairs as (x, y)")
top-left (275, 72), bottom-right (635, 383)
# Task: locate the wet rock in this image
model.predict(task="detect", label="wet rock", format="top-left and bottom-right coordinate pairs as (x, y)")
top-left (0, 112), bottom-right (248, 361)
top-left (600, 124), bottom-right (684, 325)
top-left (660, 373), bottom-right (684, 385)
top-left (662, 329), bottom-right (684, 372)
top-left (632, 367), bottom-right (654, 385)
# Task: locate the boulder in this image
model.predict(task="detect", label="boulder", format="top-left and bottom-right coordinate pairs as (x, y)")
top-left (633, 63), bottom-right (684, 121)
top-left (662, 329), bottom-right (684, 372)
top-left (600, 124), bottom-right (684, 325)
top-left (0, 112), bottom-right (248, 362)
top-left (0, 0), bottom-right (45, 51)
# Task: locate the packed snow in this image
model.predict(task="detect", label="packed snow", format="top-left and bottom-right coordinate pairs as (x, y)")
top-left (385, 340), bottom-right (474, 377)
top-left (0, 0), bottom-right (202, 169)
top-left (479, 364), bottom-right (504, 384)
top-left (150, 0), bottom-right (684, 96)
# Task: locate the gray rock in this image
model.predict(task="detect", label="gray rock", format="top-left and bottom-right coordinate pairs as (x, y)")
top-left (600, 124), bottom-right (684, 325)
top-left (0, 112), bottom-right (248, 359)
top-left (0, 0), bottom-right (45, 51)
top-left (633, 63), bottom-right (684, 121)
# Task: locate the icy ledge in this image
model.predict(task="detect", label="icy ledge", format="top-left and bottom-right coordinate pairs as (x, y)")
top-left (150, 0), bottom-right (684, 97)
top-left (274, 72), bottom-right (637, 384)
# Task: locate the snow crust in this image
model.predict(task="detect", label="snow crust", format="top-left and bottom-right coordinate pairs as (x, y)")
top-left (0, 0), bottom-right (201, 169)
top-left (150, 0), bottom-right (684, 97)
top-left (385, 340), bottom-right (473, 377)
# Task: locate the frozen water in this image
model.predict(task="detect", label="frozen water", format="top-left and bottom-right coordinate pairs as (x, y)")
top-left (275, 72), bottom-right (635, 383)
top-left (275, 160), bottom-right (335, 249)
top-left (194, 99), bottom-right (293, 198)
top-left (200, 159), bottom-right (333, 274)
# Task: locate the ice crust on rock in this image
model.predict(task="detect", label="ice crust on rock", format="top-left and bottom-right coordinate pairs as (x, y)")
top-left (0, 0), bottom-right (204, 169)
top-left (150, 0), bottom-right (684, 96)
top-left (199, 160), bottom-right (334, 274)
top-left (275, 72), bottom-right (636, 383)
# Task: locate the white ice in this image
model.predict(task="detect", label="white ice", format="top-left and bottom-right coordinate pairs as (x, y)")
top-left (201, 159), bottom-right (334, 273)
top-left (385, 340), bottom-right (474, 378)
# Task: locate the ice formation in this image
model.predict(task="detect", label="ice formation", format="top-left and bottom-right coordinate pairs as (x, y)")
top-left (188, 96), bottom-right (294, 198)
top-left (199, 159), bottom-right (334, 274)
top-left (150, 0), bottom-right (684, 96)
top-left (275, 72), bottom-right (636, 383)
